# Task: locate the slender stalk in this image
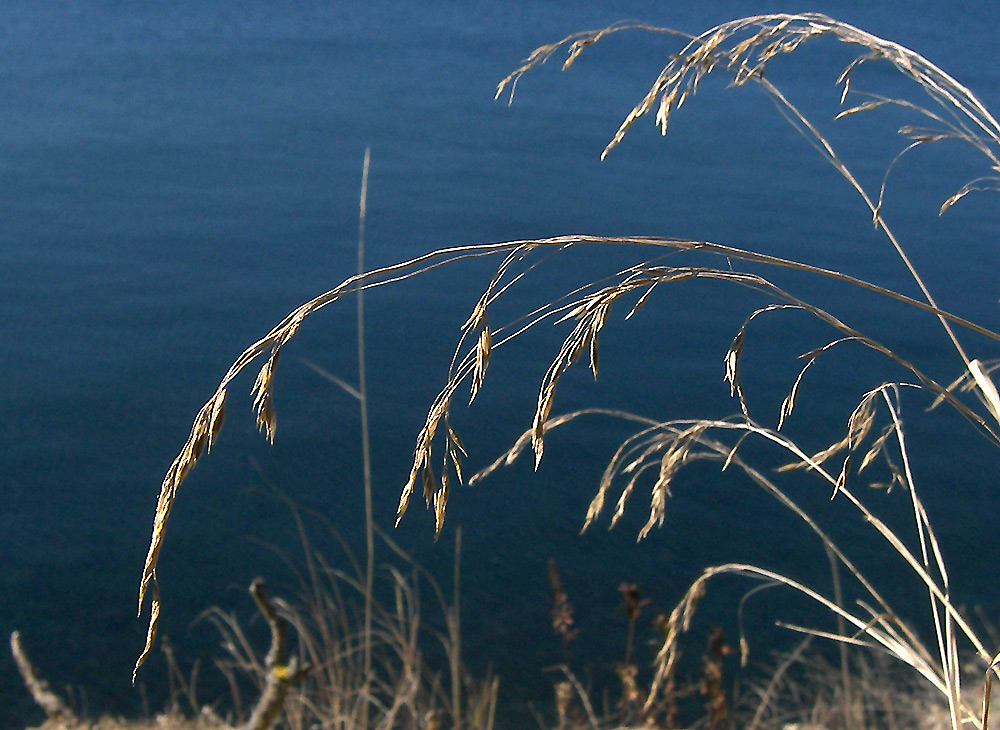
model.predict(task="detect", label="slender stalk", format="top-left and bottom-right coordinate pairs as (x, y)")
top-left (759, 77), bottom-right (973, 368)
top-left (825, 543), bottom-right (853, 728)
top-left (358, 146), bottom-right (374, 728)
top-left (452, 527), bottom-right (463, 729)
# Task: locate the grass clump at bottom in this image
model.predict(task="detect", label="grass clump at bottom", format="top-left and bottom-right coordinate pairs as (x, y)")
top-left (15, 511), bottom-right (497, 730)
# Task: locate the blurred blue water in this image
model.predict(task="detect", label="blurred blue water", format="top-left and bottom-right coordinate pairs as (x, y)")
top-left (2, 1), bottom-right (1000, 725)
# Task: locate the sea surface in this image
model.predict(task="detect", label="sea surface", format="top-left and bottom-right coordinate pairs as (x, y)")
top-left (3, 1), bottom-right (1000, 726)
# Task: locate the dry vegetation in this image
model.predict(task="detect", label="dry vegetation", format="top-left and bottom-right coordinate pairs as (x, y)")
top-left (15, 516), bottom-right (498, 730)
top-left (15, 12), bottom-right (1000, 730)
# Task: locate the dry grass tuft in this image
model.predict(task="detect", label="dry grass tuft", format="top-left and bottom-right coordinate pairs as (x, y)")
top-left (738, 644), bottom-right (959, 730)
top-left (199, 513), bottom-right (497, 730)
top-left (138, 13), bottom-right (1000, 730)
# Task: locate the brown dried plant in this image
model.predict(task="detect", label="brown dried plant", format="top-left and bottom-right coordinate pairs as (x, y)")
top-left (701, 627), bottom-right (734, 730)
top-left (139, 13), bottom-right (1000, 730)
top-left (548, 559), bottom-right (579, 664)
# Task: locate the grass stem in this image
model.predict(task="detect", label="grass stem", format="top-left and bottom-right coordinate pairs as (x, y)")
top-left (358, 146), bottom-right (374, 728)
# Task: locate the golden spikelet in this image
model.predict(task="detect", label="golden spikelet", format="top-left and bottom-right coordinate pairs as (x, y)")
top-left (858, 425), bottom-right (894, 474)
top-left (133, 576), bottom-right (160, 683)
top-left (434, 466), bottom-right (449, 538)
top-left (396, 453), bottom-right (424, 526)
top-left (470, 323), bottom-right (491, 405)
top-left (421, 461), bottom-right (437, 504)
top-left (253, 347), bottom-right (281, 443)
top-left (778, 358), bottom-right (816, 430)
top-left (447, 426), bottom-right (466, 485)
top-left (724, 330), bottom-right (743, 396)
top-left (207, 388), bottom-right (226, 451)
top-left (532, 382), bottom-right (557, 467)
top-left (833, 453), bottom-right (852, 498)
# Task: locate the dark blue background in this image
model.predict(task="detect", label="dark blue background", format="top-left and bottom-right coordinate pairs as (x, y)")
top-left (2, 2), bottom-right (999, 725)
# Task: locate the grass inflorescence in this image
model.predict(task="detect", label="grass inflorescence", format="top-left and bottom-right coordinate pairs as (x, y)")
top-left (124, 12), bottom-right (1000, 730)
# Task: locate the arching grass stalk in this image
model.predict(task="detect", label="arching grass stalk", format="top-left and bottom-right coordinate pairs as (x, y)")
top-left (134, 231), bottom-right (1000, 681)
top-left (136, 15), bottom-right (1000, 730)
